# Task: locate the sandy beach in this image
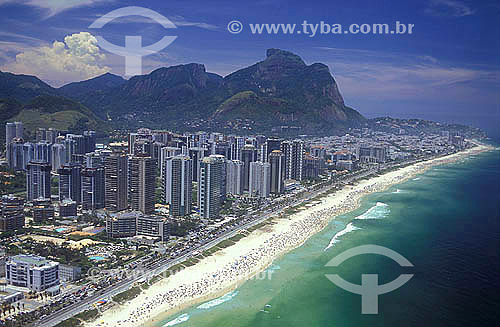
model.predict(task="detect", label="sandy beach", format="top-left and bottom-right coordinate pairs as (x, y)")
top-left (86, 143), bottom-right (492, 327)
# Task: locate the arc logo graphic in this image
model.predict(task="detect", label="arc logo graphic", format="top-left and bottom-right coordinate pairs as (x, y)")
top-left (325, 244), bottom-right (413, 314)
top-left (89, 6), bottom-right (177, 76)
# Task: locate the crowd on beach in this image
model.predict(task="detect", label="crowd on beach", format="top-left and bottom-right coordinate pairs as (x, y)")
top-left (89, 146), bottom-right (488, 327)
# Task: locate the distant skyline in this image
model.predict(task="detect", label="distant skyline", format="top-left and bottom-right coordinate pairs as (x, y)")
top-left (0, 0), bottom-right (498, 135)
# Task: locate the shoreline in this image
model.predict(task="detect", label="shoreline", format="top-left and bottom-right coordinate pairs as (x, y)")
top-left (86, 144), bottom-right (492, 327)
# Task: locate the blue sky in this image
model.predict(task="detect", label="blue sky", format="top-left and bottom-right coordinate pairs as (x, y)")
top-left (0, 0), bottom-right (498, 134)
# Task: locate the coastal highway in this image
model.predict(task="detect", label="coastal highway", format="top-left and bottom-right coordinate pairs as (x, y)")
top-left (32, 157), bottom-right (425, 327)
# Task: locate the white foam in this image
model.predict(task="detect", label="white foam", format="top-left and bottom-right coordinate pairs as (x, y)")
top-left (355, 202), bottom-right (390, 220)
top-left (324, 223), bottom-right (360, 251)
top-left (413, 177), bottom-right (421, 181)
top-left (196, 290), bottom-right (239, 310)
top-left (163, 313), bottom-right (190, 326)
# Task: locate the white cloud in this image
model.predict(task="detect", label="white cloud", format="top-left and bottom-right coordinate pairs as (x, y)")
top-left (311, 47), bottom-right (498, 106)
top-left (79, 14), bottom-right (218, 31)
top-left (425, 0), bottom-right (475, 17)
top-left (169, 15), bottom-right (218, 30)
top-left (418, 55), bottom-right (438, 64)
top-left (2, 32), bottom-right (110, 86)
top-left (330, 60), bottom-right (498, 104)
top-left (0, 0), bottom-right (112, 17)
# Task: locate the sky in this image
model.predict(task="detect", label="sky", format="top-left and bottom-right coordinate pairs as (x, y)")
top-left (0, 0), bottom-right (498, 135)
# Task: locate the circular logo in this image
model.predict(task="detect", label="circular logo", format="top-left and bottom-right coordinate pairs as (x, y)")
top-left (227, 20), bottom-right (243, 34)
top-left (88, 267), bottom-right (101, 279)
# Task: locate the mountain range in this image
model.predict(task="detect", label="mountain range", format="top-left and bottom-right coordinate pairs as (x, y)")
top-left (0, 49), bottom-right (365, 138)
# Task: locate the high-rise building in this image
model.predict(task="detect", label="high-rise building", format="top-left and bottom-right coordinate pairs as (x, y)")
top-left (81, 167), bottom-right (105, 210)
top-left (66, 134), bottom-right (86, 162)
top-left (26, 161), bottom-right (51, 201)
top-left (34, 141), bottom-right (52, 164)
top-left (189, 147), bottom-right (208, 182)
top-left (36, 128), bottom-right (58, 144)
top-left (269, 150), bottom-right (285, 194)
top-left (105, 153), bottom-right (128, 212)
top-left (58, 163), bottom-right (82, 203)
top-left (198, 155), bottom-right (225, 219)
top-left (263, 139), bottom-right (282, 162)
top-left (83, 131), bottom-right (96, 154)
top-left (213, 142), bottom-right (230, 159)
top-left (22, 142), bottom-right (34, 170)
top-left (226, 160), bottom-right (244, 195)
top-left (5, 122), bottom-right (22, 148)
top-left (163, 155), bottom-right (192, 217)
top-left (133, 139), bottom-right (153, 156)
top-left (128, 132), bottom-right (152, 154)
top-left (234, 136), bottom-right (246, 160)
top-left (6, 138), bottom-right (24, 171)
top-left (0, 195), bottom-right (25, 232)
top-left (249, 161), bottom-right (271, 198)
top-left (14, 122), bottom-right (23, 141)
top-left (63, 138), bottom-right (76, 163)
top-left (51, 143), bottom-right (67, 172)
top-left (84, 151), bottom-right (105, 168)
top-left (281, 140), bottom-right (304, 181)
top-left (5, 122), bottom-right (16, 147)
top-left (159, 147), bottom-right (181, 180)
top-left (128, 155), bottom-right (156, 214)
top-left (241, 144), bottom-right (258, 191)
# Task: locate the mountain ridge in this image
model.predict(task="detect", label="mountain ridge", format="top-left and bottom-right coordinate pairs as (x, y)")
top-left (0, 49), bottom-right (366, 134)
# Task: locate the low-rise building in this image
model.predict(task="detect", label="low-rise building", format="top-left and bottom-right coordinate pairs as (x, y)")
top-left (59, 264), bottom-right (82, 282)
top-left (5, 255), bottom-right (59, 291)
top-left (59, 199), bottom-right (77, 218)
top-left (136, 215), bottom-right (170, 241)
top-left (32, 198), bottom-right (55, 223)
top-left (0, 195), bottom-right (25, 232)
top-left (105, 211), bottom-right (138, 238)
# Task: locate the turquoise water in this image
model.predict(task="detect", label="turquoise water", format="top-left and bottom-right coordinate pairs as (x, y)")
top-left (156, 149), bottom-right (500, 327)
top-left (89, 255), bottom-right (106, 261)
top-left (55, 227), bottom-right (68, 233)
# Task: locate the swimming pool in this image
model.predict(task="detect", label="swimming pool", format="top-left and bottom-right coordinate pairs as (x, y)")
top-left (88, 255), bottom-right (107, 261)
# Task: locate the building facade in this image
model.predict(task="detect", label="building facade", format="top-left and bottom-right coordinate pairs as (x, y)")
top-left (198, 155), bottom-right (225, 219)
top-left (81, 167), bottom-right (105, 210)
top-left (5, 255), bottom-right (59, 292)
top-left (136, 215), bottom-right (170, 241)
top-left (58, 163), bottom-right (82, 203)
top-left (26, 161), bottom-right (51, 201)
top-left (226, 160), bottom-right (244, 195)
top-left (128, 155), bottom-right (156, 214)
top-left (281, 140), bottom-right (304, 181)
top-left (105, 153), bottom-right (128, 212)
top-left (249, 161), bottom-right (271, 198)
top-left (0, 195), bottom-right (24, 232)
top-left (163, 155), bottom-right (192, 217)
top-left (105, 211), bottom-right (138, 238)
top-left (269, 150), bottom-right (285, 194)
top-left (241, 144), bottom-right (258, 191)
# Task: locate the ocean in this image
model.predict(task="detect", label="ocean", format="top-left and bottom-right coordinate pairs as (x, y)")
top-left (156, 147), bottom-right (500, 327)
